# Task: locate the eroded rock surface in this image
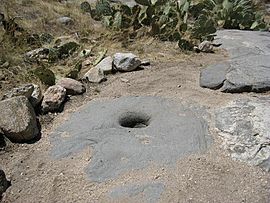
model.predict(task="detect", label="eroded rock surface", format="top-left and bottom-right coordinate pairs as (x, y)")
top-left (215, 97), bottom-right (270, 171)
top-left (51, 96), bottom-right (211, 182)
top-left (200, 30), bottom-right (270, 93)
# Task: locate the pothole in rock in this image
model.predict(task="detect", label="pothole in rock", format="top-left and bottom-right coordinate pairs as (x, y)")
top-left (51, 96), bottom-right (212, 182)
top-left (119, 112), bottom-right (150, 128)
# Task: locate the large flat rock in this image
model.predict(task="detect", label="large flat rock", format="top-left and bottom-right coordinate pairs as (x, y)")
top-left (200, 30), bottom-right (270, 93)
top-left (215, 97), bottom-right (270, 171)
top-left (51, 96), bottom-right (211, 182)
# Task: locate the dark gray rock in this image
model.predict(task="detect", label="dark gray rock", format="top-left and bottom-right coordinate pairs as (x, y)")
top-left (215, 97), bottom-right (270, 171)
top-left (57, 16), bottom-right (74, 25)
top-left (42, 85), bottom-right (66, 113)
top-left (0, 96), bottom-right (39, 142)
top-left (200, 63), bottom-right (229, 90)
top-left (0, 168), bottom-right (9, 197)
top-left (110, 182), bottom-right (165, 203)
top-left (57, 78), bottom-right (86, 95)
top-left (200, 30), bottom-right (270, 93)
top-left (51, 96), bottom-right (211, 182)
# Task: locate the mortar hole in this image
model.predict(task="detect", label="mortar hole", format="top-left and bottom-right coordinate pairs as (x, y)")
top-left (119, 112), bottom-right (150, 128)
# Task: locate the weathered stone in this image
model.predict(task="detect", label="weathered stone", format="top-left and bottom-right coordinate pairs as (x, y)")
top-left (95, 56), bottom-right (113, 75)
top-left (42, 85), bottom-right (66, 113)
top-left (24, 48), bottom-right (50, 62)
top-left (200, 30), bottom-right (270, 93)
top-left (2, 84), bottom-right (34, 100)
top-left (57, 16), bottom-right (74, 25)
top-left (29, 84), bottom-right (43, 108)
top-left (200, 63), bottom-right (229, 90)
top-left (57, 78), bottom-right (86, 95)
top-left (0, 168), bottom-right (9, 197)
top-left (215, 98), bottom-right (270, 171)
top-left (55, 40), bottom-right (79, 59)
top-left (0, 96), bottom-right (39, 142)
top-left (82, 67), bottom-right (106, 83)
top-left (113, 53), bottom-right (141, 72)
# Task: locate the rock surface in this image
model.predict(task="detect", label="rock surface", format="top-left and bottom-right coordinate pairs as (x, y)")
top-left (57, 16), bottom-right (74, 25)
top-left (82, 67), bottom-right (106, 83)
top-left (42, 85), bottom-right (66, 113)
top-left (0, 168), bottom-right (9, 197)
top-left (0, 96), bottom-right (39, 142)
top-left (113, 53), bottom-right (141, 72)
top-left (2, 84), bottom-right (34, 100)
top-left (29, 84), bottom-right (43, 108)
top-left (95, 56), bottom-right (113, 75)
top-left (51, 96), bottom-right (211, 182)
top-left (57, 78), bottom-right (86, 95)
top-left (215, 97), bottom-right (270, 171)
top-left (200, 30), bottom-right (270, 93)
top-left (24, 48), bottom-right (50, 62)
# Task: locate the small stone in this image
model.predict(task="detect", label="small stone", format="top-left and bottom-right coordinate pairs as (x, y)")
top-left (79, 49), bottom-right (91, 58)
top-left (57, 78), bottom-right (86, 95)
top-left (82, 67), bottom-right (106, 83)
top-left (0, 168), bottom-right (9, 197)
top-left (113, 53), bottom-right (141, 72)
top-left (95, 56), bottom-right (113, 75)
top-left (29, 84), bottom-right (43, 108)
top-left (120, 78), bottom-right (129, 83)
top-left (42, 85), bottom-right (66, 113)
top-left (82, 59), bottom-right (92, 67)
top-left (57, 16), bottom-right (74, 25)
top-left (2, 84), bottom-right (34, 100)
top-left (140, 60), bottom-right (150, 66)
top-left (0, 96), bottom-right (39, 142)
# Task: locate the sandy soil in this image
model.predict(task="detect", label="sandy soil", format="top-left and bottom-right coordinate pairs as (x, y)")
top-left (1, 41), bottom-right (270, 203)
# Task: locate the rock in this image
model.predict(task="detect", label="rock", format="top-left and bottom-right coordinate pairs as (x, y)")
top-left (215, 98), bottom-right (270, 171)
top-left (200, 30), bottom-right (270, 93)
top-left (0, 168), bottom-right (9, 197)
top-left (95, 56), bottom-right (113, 75)
top-left (29, 84), bottom-right (43, 108)
top-left (0, 96), bottom-right (39, 142)
top-left (113, 53), bottom-right (141, 72)
top-left (2, 84), bottom-right (34, 100)
top-left (57, 16), bottom-right (74, 25)
top-left (194, 41), bottom-right (221, 53)
top-left (81, 1), bottom-right (92, 13)
top-left (42, 85), bottom-right (66, 113)
top-left (24, 48), bottom-right (50, 62)
top-left (0, 61), bottom-right (9, 68)
top-left (57, 78), bottom-right (86, 95)
top-left (200, 63), bottom-right (229, 90)
top-left (82, 67), bottom-right (106, 83)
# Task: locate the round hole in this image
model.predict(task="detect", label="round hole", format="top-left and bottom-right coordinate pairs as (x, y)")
top-left (119, 112), bottom-right (150, 128)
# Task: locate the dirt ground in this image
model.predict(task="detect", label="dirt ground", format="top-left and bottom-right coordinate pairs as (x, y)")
top-left (1, 41), bottom-right (270, 202)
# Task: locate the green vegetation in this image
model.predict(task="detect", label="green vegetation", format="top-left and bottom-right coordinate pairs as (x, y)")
top-left (90, 0), bottom-right (268, 50)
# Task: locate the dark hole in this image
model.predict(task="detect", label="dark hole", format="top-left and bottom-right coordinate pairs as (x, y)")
top-left (119, 112), bottom-right (150, 128)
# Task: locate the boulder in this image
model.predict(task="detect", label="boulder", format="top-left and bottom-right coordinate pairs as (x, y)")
top-left (113, 53), bottom-right (141, 72)
top-left (42, 85), bottom-right (66, 113)
top-left (215, 98), bottom-right (270, 171)
top-left (2, 84), bottom-right (34, 100)
top-left (0, 96), bottom-right (39, 142)
top-left (54, 39), bottom-right (80, 59)
top-left (95, 56), bottom-right (113, 75)
top-left (82, 67), bottom-right (106, 83)
top-left (57, 78), bottom-right (86, 95)
top-left (0, 168), bottom-right (9, 197)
